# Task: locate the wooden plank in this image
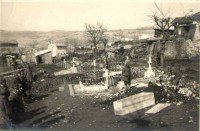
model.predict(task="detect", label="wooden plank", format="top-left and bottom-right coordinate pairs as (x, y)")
top-left (145, 103), bottom-right (171, 114)
top-left (114, 99), bottom-right (155, 116)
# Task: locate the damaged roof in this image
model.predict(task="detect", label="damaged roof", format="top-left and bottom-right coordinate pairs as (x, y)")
top-left (0, 40), bottom-right (18, 46)
top-left (34, 49), bottom-right (52, 56)
top-left (172, 12), bottom-right (200, 25)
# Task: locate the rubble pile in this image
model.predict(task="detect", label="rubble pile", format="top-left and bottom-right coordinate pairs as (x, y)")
top-left (151, 70), bottom-right (199, 103)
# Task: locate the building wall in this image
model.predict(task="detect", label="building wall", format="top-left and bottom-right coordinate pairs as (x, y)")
top-left (48, 44), bottom-right (67, 57)
top-left (175, 23), bottom-right (200, 40)
top-left (57, 46), bottom-right (67, 57)
top-left (164, 39), bottom-right (200, 59)
top-left (35, 52), bottom-right (52, 64)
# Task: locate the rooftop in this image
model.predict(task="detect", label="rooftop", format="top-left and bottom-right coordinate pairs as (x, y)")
top-left (172, 12), bottom-right (200, 25)
top-left (34, 49), bottom-right (52, 56)
top-left (0, 40), bottom-right (18, 46)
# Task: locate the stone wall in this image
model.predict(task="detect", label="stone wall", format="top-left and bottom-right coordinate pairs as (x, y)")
top-left (164, 39), bottom-right (200, 59)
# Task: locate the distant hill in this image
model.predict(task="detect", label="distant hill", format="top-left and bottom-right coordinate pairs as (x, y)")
top-left (0, 27), bottom-right (154, 49)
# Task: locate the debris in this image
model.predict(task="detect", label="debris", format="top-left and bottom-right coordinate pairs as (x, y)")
top-left (189, 120), bottom-right (194, 123)
top-left (131, 83), bottom-right (148, 88)
top-left (41, 79), bottom-right (45, 81)
top-left (196, 97), bottom-right (199, 100)
top-left (63, 119), bottom-right (69, 123)
top-left (54, 67), bottom-right (77, 76)
top-left (59, 86), bottom-right (65, 92)
top-left (113, 92), bottom-right (155, 115)
top-left (145, 103), bottom-right (171, 114)
top-left (102, 107), bottom-right (106, 110)
top-left (176, 101), bottom-right (183, 106)
top-left (178, 88), bottom-right (193, 96)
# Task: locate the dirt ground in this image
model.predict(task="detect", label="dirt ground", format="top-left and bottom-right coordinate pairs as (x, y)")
top-left (16, 84), bottom-right (199, 131)
top-left (1, 63), bottom-right (199, 131)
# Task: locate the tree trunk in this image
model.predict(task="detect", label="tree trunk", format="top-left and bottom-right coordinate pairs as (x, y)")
top-left (93, 44), bottom-right (97, 53)
top-left (161, 53), bottom-right (164, 67)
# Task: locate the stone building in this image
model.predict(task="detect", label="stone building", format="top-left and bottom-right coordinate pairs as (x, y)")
top-left (34, 49), bottom-right (52, 64)
top-left (48, 43), bottom-right (67, 58)
top-left (0, 40), bottom-right (19, 66)
top-left (172, 12), bottom-right (200, 40)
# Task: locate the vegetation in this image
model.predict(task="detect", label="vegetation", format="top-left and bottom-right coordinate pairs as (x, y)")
top-left (85, 23), bottom-right (107, 52)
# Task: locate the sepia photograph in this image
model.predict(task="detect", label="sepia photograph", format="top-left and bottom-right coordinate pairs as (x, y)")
top-left (0, 0), bottom-right (199, 130)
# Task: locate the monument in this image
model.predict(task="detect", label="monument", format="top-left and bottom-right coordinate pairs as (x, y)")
top-left (144, 56), bottom-right (155, 78)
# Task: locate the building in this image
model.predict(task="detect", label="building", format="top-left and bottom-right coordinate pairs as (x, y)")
top-left (172, 12), bottom-right (200, 40)
top-left (0, 40), bottom-right (20, 66)
top-left (48, 43), bottom-right (67, 58)
top-left (154, 28), bottom-right (175, 38)
top-left (0, 40), bottom-right (19, 57)
top-left (34, 49), bottom-right (52, 64)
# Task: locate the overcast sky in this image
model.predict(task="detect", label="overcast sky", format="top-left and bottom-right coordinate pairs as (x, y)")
top-left (1, 0), bottom-right (200, 31)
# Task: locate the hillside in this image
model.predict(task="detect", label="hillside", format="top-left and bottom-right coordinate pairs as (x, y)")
top-left (0, 27), bottom-right (154, 49)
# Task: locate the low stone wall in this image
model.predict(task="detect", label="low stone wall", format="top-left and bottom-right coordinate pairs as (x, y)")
top-left (164, 39), bottom-right (200, 59)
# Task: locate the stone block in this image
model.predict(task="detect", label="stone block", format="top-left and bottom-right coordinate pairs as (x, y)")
top-left (113, 92), bottom-right (155, 115)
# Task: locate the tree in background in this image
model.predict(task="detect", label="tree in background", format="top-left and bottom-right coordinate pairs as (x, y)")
top-left (149, 3), bottom-right (173, 67)
top-left (19, 40), bottom-right (37, 63)
top-left (117, 29), bottom-right (125, 41)
top-left (85, 22), bottom-right (107, 52)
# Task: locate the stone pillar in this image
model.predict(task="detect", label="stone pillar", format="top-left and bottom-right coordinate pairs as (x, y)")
top-left (194, 23), bottom-right (200, 40)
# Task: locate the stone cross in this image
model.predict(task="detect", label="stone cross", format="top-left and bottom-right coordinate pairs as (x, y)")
top-left (144, 56), bottom-right (155, 78)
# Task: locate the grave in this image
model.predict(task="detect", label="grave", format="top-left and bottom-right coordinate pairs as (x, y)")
top-left (68, 84), bottom-right (108, 97)
top-left (113, 92), bottom-right (155, 115)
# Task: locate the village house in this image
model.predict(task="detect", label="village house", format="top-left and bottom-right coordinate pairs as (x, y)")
top-left (0, 40), bottom-right (20, 66)
top-left (34, 49), bottom-right (52, 64)
top-left (48, 43), bottom-right (67, 58)
top-left (172, 12), bottom-right (200, 40)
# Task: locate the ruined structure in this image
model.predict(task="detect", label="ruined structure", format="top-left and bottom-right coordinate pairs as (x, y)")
top-left (34, 49), bottom-right (52, 64)
top-left (172, 12), bottom-right (200, 40)
top-left (48, 43), bottom-right (67, 58)
top-left (0, 40), bottom-right (19, 66)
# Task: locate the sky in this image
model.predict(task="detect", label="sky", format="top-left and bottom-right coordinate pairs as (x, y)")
top-left (1, 0), bottom-right (200, 31)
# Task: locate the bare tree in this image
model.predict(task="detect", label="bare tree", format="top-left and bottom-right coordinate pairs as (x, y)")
top-left (85, 22), bottom-right (107, 52)
top-left (117, 29), bottom-right (125, 41)
top-left (149, 3), bottom-right (174, 67)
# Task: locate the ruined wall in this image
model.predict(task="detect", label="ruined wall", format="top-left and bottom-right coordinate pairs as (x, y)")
top-left (164, 39), bottom-right (200, 59)
top-left (43, 53), bottom-right (52, 64)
